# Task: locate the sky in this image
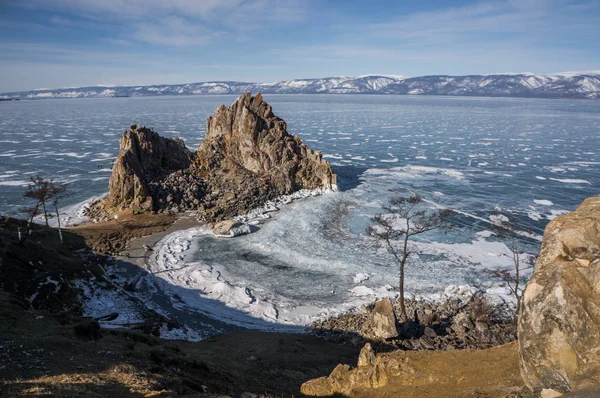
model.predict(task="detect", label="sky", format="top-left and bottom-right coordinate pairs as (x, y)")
top-left (0, 0), bottom-right (599, 92)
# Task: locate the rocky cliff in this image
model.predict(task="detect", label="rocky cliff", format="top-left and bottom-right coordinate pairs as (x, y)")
top-left (94, 93), bottom-right (336, 221)
top-left (519, 195), bottom-right (600, 394)
top-left (195, 92), bottom-right (337, 220)
top-left (105, 125), bottom-right (193, 211)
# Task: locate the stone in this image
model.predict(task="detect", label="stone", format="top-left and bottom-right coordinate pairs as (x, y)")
top-left (519, 195), bottom-right (600, 393)
top-left (541, 389), bottom-right (563, 398)
top-left (357, 343), bottom-right (376, 367)
top-left (371, 298), bottom-right (398, 339)
top-left (73, 319), bottom-right (102, 340)
top-left (419, 336), bottom-right (436, 349)
top-left (424, 326), bottom-right (437, 338)
top-left (452, 312), bottom-right (475, 333)
top-left (211, 219), bottom-right (251, 237)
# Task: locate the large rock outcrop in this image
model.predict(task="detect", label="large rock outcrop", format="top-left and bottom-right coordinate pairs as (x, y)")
top-left (94, 93), bottom-right (336, 221)
top-left (519, 195), bottom-right (600, 393)
top-left (105, 125), bottom-right (192, 211)
top-left (197, 92), bottom-right (337, 194)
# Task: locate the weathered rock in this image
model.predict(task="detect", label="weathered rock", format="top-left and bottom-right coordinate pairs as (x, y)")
top-left (371, 298), bottom-right (398, 339)
top-left (211, 219), bottom-right (251, 237)
top-left (196, 92), bottom-right (337, 194)
top-left (301, 341), bottom-right (523, 397)
top-left (105, 125), bottom-right (192, 211)
top-left (519, 195), bottom-right (600, 393)
top-left (91, 93), bottom-right (336, 221)
top-left (357, 343), bottom-right (376, 367)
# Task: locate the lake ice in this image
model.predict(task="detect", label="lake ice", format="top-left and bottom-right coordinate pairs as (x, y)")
top-left (1, 94), bottom-right (599, 329)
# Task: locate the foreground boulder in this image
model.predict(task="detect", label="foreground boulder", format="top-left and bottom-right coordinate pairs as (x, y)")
top-left (519, 195), bottom-right (600, 393)
top-left (370, 298), bottom-right (398, 339)
top-left (92, 93), bottom-right (337, 221)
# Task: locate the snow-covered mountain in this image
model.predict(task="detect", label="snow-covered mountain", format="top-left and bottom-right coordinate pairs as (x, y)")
top-left (2, 72), bottom-right (599, 100)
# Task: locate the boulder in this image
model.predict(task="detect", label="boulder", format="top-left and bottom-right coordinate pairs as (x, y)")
top-left (519, 195), bottom-right (600, 393)
top-left (211, 219), bottom-right (251, 237)
top-left (357, 343), bottom-right (376, 367)
top-left (371, 298), bottom-right (398, 339)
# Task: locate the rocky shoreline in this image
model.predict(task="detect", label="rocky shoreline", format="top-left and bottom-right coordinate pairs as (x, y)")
top-left (312, 294), bottom-right (517, 352)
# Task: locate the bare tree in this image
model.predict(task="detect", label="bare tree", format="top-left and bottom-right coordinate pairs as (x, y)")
top-left (49, 182), bottom-right (69, 243)
top-left (490, 214), bottom-right (536, 313)
top-left (22, 176), bottom-right (69, 243)
top-left (367, 194), bottom-right (452, 320)
top-left (24, 175), bottom-right (52, 226)
top-left (19, 203), bottom-right (42, 244)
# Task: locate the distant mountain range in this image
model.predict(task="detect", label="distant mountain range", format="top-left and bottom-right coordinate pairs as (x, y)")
top-left (2, 72), bottom-right (599, 100)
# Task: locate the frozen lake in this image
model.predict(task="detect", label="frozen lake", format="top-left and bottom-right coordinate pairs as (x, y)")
top-left (1, 94), bottom-right (599, 328)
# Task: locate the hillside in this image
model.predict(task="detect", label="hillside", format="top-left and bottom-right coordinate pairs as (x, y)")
top-left (2, 72), bottom-right (599, 100)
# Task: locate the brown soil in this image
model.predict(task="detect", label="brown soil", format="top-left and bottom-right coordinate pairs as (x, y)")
top-left (71, 212), bottom-right (178, 254)
top-left (301, 340), bottom-right (528, 397)
top-left (0, 292), bottom-right (359, 397)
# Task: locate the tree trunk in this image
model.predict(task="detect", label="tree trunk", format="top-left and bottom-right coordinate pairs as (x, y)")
top-left (41, 201), bottom-right (49, 226)
top-left (54, 203), bottom-right (63, 243)
top-left (399, 252), bottom-right (408, 320)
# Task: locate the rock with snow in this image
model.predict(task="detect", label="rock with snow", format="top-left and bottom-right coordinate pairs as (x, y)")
top-left (90, 93), bottom-right (336, 221)
top-left (211, 219), bottom-right (251, 237)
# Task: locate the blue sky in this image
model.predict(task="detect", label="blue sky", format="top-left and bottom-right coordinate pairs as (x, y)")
top-left (0, 0), bottom-right (599, 92)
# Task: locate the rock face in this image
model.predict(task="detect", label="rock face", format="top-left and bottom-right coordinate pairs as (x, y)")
top-left (371, 298), bottom-right (398, 339)
top-left (519, 195), bottom-right (600, 393)
top-left (106, 125), bottom-right (192, 211)
top-left (197, 91), bottom-right (336, 192)
top-left (94, 93), bottom-right (336, 221)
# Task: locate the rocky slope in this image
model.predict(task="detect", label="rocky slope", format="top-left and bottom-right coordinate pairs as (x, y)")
top-left (4, 72), bottom-right (599, 99)
top-left (519, 195), bottom-right (600, 394)
top-left (90, 92), bottom-right (336, 222)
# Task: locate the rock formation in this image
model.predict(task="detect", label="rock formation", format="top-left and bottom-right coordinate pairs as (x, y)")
top-left (197, 92), bottom-right (336, 193)
top-left (519, 195), bottom-right (600, 394)
top-left (92, 93), bottom-right (337, 222)
top-left (370, 298), bottom-right (398, 339)
top-left (301, 341), bottom-right (523, 397)
top-left (105, 125), bottom-right (193, 211)
top-left (195, 92), bottom-right (337, 220)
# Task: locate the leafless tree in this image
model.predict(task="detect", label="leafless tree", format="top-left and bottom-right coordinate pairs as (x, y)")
top-left (367, 194), bottom-right (453, 320)
top-left (490, 214), bottom-right (536, 313)
top-left (19, 203), bottom-right (42, 244)
top-left (24, 175), bottom-right (52, 226)
top-left (49, 182), bottom-right (69, 243)
top-left (22, 176), bottom-right (69, 242)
